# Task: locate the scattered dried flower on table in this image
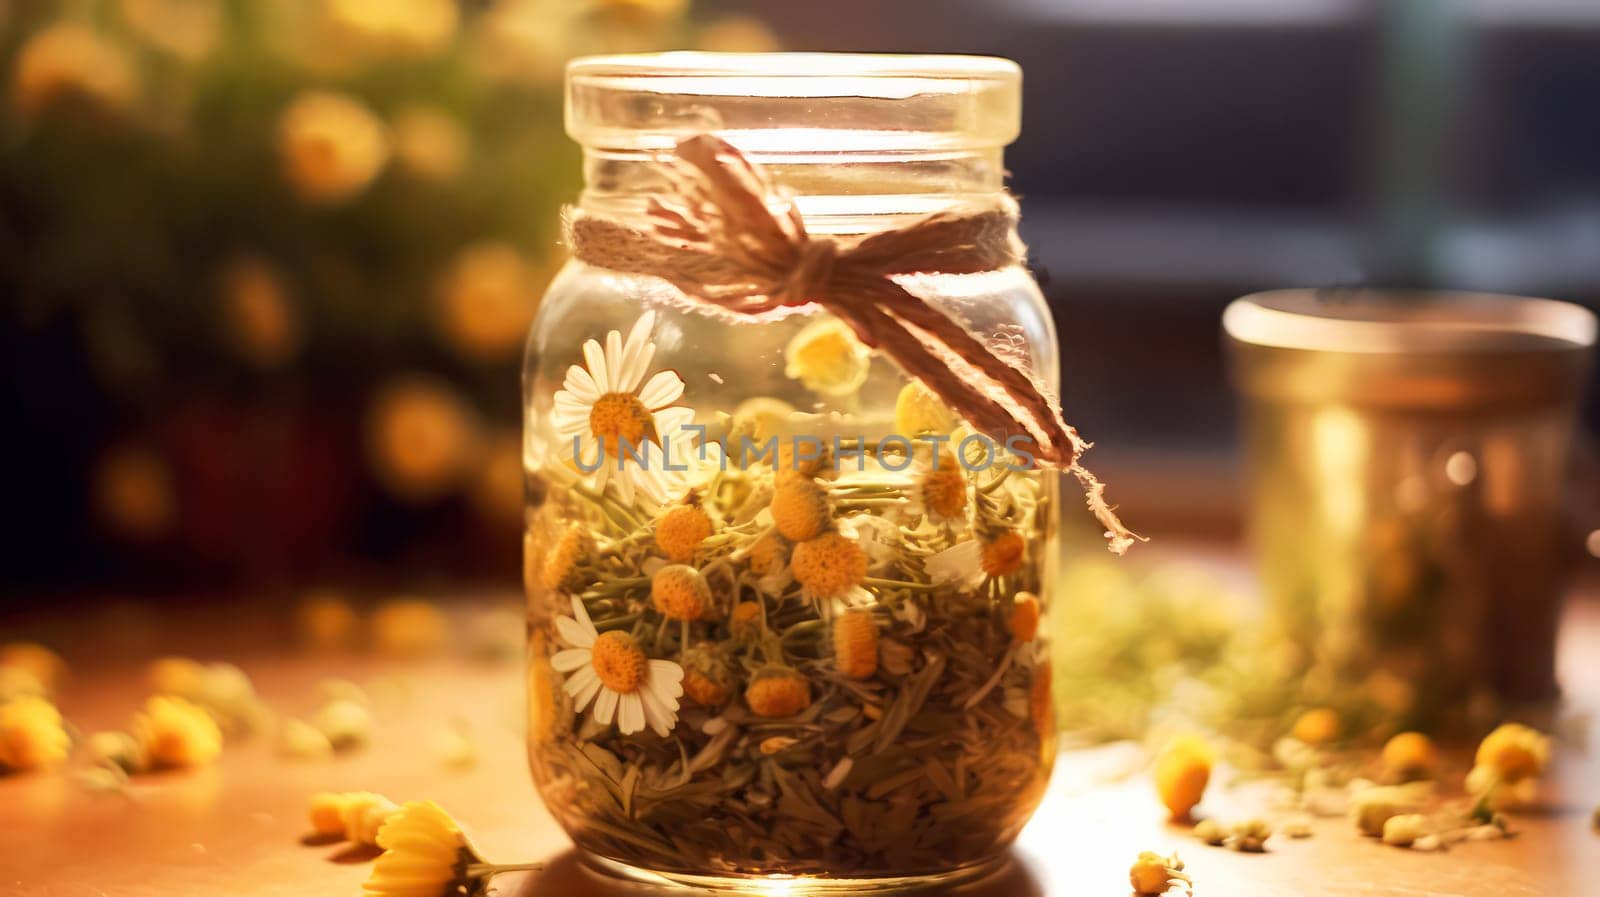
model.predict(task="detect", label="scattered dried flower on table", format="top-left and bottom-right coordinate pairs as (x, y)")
top-left (296, 590), bottom-right (360, 651)
top-left (0, 643), bottom-right (65, 693)
top-left (315, 698), bottom-right (374, 751)
top-left (1155, 733), bottom-right (1213, 821)
top-left (343, 792), bottom-right (401, 846)
top-left (1472, 723), bottom-right (1548, 786)
top-left (372, 598), bottom-right (449, 658)
top-left (1380, 731), bottom-right (1437, 782)
top-left (280, 718), bottom-right (335, 761)
top-left (0, 695), bottom-right (71, 771)
top-left (1229, 818), bottom-right (1272, 852)
top-left (362, 800), bottom-right (540, 897)
top-left (86, 730), bottom-right (146, 773)
top-left (1129, 850), bottom-right (1192, 896)
top-left (1382, 813), bottom-right (1429, 847)
top-left (1290, 707), bottom-right (1340, 746)
top-left (1193, 817), bottom-right (1228, 846)
top-left (133, 695), bottom-right (222, 769)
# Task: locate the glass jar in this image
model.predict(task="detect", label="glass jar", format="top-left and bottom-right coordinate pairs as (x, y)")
top-left (523, 53), bottom-right (1058, 890)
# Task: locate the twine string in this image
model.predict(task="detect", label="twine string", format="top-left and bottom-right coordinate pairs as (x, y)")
top-left (565, 134), bottom-right (1137, 553)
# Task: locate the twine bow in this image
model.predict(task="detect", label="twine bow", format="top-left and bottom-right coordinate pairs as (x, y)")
top-left (565, 135), bottom-right (1137, 553)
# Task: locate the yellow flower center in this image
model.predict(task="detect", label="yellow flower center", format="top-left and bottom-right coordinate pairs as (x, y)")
top-left (539, 524), bottom-right (590, 592)
top-left (651, 565), bottom-right (710, 621)
top-left (1008, 592), bottom-right (1041, 642)
top-left (656, 505), bottom-right (713, 563)
top-left (745, 670), bottom-right (812, 718)
top-left (790, 531), bottom-right (868, 599)
top-left (589, 392), bottom-right (657, 457)
top-left (770, 478), bottom-right (831, 542)
top-left (920, 461), bottom-right (968, 520)
top-left (728, 601), bottom-right (764, 639)
top-left (683, 669), bottom-right (732, 707)
top-left (980, 531), bottom-right (1026, 577)
top-left (590, 631), bottom-right (648, 694)
top-left (832, 610), bottom-right (879, 680)
top-left (894, 381), bottom-right (956, 436)
top-left (1291, 707), bottom-right (1341, 745)
top-left (746, 530), bottom-right (787, 576)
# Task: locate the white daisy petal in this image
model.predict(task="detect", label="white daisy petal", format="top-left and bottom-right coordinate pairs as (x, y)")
top-left (638, 685), bottom-right (673, 736)
top-left (551, 648), bottom-right (591, 672)
top-left (618, 693), bottom-right (645, 735)
top-left (563, 365), bottom-right (599, 401)
top-left (604, 327), bottom-right (623, 393)
top-left (638, 370), bottom-right (685, 410)
top-left (583, 339), bottom-right (609, 393)
top-left (556, 615), bottom-right (594, 648)
top-left (570, 595), bottom-right (595, 634)
top-left (567, 667), bottom-right (602, 711)
top-left (622, 342), bottom-right (655, 394)
top-left (614, 465), bottom-right (636, 506)
top-left (648, 659), bottom-right (685, 697)
top-left (595, 687), bottom-right (618, 725)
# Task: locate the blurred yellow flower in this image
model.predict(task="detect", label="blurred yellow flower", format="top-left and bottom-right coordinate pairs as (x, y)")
top-left (12, 23), bottom-right (137, 119)
top-left (393, 105), bottom-right (468, 182)
top-left (435, 243), bottom-right (543, 362)
top-left (696, 15), bottom-right (780, 53)
top-left (893, 381), bottom-right (956, 437)
top-left (472, 1), bottom-right (585, 88)
top-left (93, 443), bottom-right (177, 541)
top-left (785, 318), bottom-right (871, 396)
top-left (1290, 707), bottom-right (1340, 745)
top-left (470, 432), bottom-right (526, 525)
top-left (0, 643), bottom-right (65, 694)
top-left (1473, 722), bottom-right (1549, 786)
top-left (588, 0), bottom-right (688, 22)
top-left (325, 0), bottom-right (459, 58)
top-left (0, 695), bottom-right (71, 771)
top-left (132, 695), bottom-right (223, 769)
top-left (118, 0), bottom-right (221, 61)
top-left (218, 257), bottom-right (302, 369)
top-left (295, 589), bottom-right (360, 650)
top-left (372, 597), bottom-right (449, 658)
top-left (1154, 733), bottom-right (1212, 821)
top-left (364, 377), bottom-right (481, 503)
top-left (278, 91), bottom-right (389, 205)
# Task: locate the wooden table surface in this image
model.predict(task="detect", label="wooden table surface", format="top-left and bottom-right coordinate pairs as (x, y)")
top-left (3, 579), bottom-right (1598, 897)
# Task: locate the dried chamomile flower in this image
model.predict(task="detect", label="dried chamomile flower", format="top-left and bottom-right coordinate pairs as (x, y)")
top-left (1008, 592), bottom-right (1041, 643)
top-left (540, 523), bottom-right (594, 593)
top-left (651, 564), bottom-right (711, 621)
top-left (363, 800), bottom-right (542, 897)
top-left (372, 597), bottom-right (449, 658)
top-left (0, 666), bottom-right (47, 704)
top-left (791, 531), bottom-right (869, 602)
top-left (1230, 818), bottom-right (1272, 852)
top-left (315, 698), bottom-right (374, 750)
top-left (1281, 815), bottom-right (1314, 839)
top-left (0, 695), bottom-right (71, 771)
top-left (1381, 731), bottom-right (1438, 782)
top-left (770, 477), bottom-right (831, 542)
top-left (132, 695), bottom-right (222, 769)
top-left (1290, 707), bottom-right (1340, 745)
top-left (894, 380), bottom-right (956, 438)
top-left (783, 317), bottom-right (870, 397)
top-left (0, 642), bottom-right (65, 693)
top-left (1382, 813), bottom-right (1429, 848)
top-left (279, 718), bottom-right (334, 761)
top-left (770, 439), bottom-right (834, 484)
top-left (343, 791), bottom-right (401, 846)
top-left (317, 678), bottom-right (371, 706)
top-left (1350, 785), bottom-right (1416, 837)
top-left (728, 601), bottom-right (765, 640)
top-left (75, 764), bottom-right (129, 795)
top-left (147, 656), bottom-right (206, 697)
top-left (831, 609), bottom-right (879, 680)
top-left (681, 643), bottom-right (735, 707)
top-left (1029, 661), bottom-right (1054, 737)
top-left (981, 530), bottom-right (1026, 577)
top-left (910, 453), bottom-right (969, 522)
top-left (745, 667), bottom-right (811, 718)
top-left (1193, 818), bottom-right (1228, 846)
top-left (85, 729), bottom-right (146, 773)
top-left (655, 504), bottom-right (713, 562)
top-left (310, 791), bottom-right (352, 836)
top-left (744, 531), bottom-right (789, 578)
top-left (1472, 722), bottom-right (1549, 787)
top-left (1154, 733), bottom-right (1213, 821)
top-left (295, 588), bottom-right (359, 650)
top-left (1128, 850), bottom-right (1191, 896)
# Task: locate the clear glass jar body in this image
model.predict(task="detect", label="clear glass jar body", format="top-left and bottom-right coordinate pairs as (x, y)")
top-left (523, 53), bottom-right (1057, 889)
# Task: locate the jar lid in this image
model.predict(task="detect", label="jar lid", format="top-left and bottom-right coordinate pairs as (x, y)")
top-left (566, 52), bottom-right (1021, 154)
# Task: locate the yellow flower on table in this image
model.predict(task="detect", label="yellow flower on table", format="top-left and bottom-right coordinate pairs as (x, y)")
top-left (132, 695), bottom-right (222, 769)
top-left (1470, 722), bottom-right (1549, 790)
top-left (0, 695), bottom-right (71, 771)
